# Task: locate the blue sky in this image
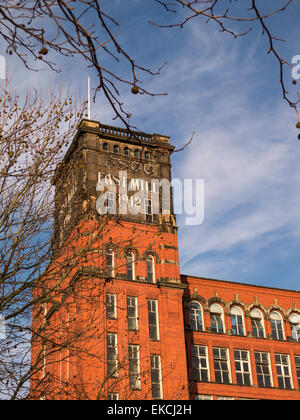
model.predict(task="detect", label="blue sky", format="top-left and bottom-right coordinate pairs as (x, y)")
top-left (2, 0), bottom-right (300, 291)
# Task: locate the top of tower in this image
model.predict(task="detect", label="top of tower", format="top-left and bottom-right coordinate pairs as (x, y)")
top-left (52, 119), bottom-right (174, 186)
top-left (78, 119), bottom-right (171, 145)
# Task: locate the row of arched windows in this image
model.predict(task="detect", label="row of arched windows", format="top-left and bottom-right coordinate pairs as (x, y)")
top-left (102, 142), bottom-right (151, 160)
top-left (188, 301), bottom-right (300, 342)
top-left (106, 250), bottom-right (155, 283)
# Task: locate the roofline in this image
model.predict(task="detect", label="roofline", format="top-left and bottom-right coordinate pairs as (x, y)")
top-left (180, 273), bottom-right (300, 295)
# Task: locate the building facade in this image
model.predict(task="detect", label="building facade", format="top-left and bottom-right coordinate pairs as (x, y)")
top-left (31, 120), bottom-right (300, 400)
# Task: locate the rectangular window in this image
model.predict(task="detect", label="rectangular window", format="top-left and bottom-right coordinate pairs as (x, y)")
top-left (213, 347), bottom-right (231, 384)
top-left (275, 354), bottom-right (293, 389)
top-left (194, 394), bottom-right (213, 400)
top-left (191, 345), bottom-right (209, 382)
top-left (295, 355), bottom-right (300, 388)
top-left (254, 351), bottom-right (272, 388)
top-left (144, 198), bottom-right (153, 222)
top-left (129, 345), bottom-right (141, 390)
top-left (234, 349), bottom-right (252, 386)
top-left (108, 393), bottom-right (119, 400)
top-left (107, 333), bottom-right (118, 378)
top-left (151, 355), bottom-right (163, 399)
top-left (106, 250), bottom-right (114, 277)
top-left (148, 299), bottom-right (159, 340)
top-left (106, 191), bottom-right (116, 213)
top-left (106, 293), bottom-right (116, 319)
top-left (127, 296), bottom-right (138, 330)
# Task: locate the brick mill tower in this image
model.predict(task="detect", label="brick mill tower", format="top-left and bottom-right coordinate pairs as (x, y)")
top-left (31, 119), bottom-right (189, 400)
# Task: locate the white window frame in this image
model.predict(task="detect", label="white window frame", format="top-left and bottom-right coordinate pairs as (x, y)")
top-left (126, 251), bottom-right (135, 281)
top-left (270, 311), bottom-right (285, 340)
top-left (210, 303), bottom-right (225, 334)
top-left (295, 355), bottom-right (300, 388)
top-left (106, 293), bottom-right (117, 319)
top-left (146, 254), bottom-right (155, 283)
top-left (254, 351), bottom-right (273, 388)
top-left (234, 349), bottom-right (252, 386)
top-left (129, 344), bottom-right (141, 390)
top-left (150, 354), bottom-right (163, 400)
top-left (107, 333), bottom-right (118, 378)
top-left (289, 313), bottom-right (300, 342)
top-left (250, 308), bottom-right (265, 338)
top-left (189, 301), bottom-right (204, 332)
top-left (106, 249), bottom-right (114, 278)
top-left (108, 393), bottom-right (119, 400)
top-left (127, 296), bottom-right (138, 331)
top-left (230, 306), bottom-right (245, 336)
top-left (148, 299), bottom-right (160, 341)
top-left (275, 353), bottom-right (293, 389)
top-left (194, 394), bottom-right (213, 400)
top-left (191, 345), bottom-right (210, 382)
top-left (213, 347), bottom-right (231, 384)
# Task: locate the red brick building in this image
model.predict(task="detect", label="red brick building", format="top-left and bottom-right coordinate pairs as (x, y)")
top-left (31, 120), bottom-right (300, 400)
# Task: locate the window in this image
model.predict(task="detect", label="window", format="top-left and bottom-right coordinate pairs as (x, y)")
top-left (210, 304), bottom-right (224, 334)
top-left (106, 293), bottom-right (117, 319)
top-left (146, 255), bottom-right (155, 283)
top-left (254, 352), bottom-right (272, 388)
top-left (106, 249), bottom-right (114, 278)
top-left (145, 151), bottom-right (150, 160)
top-left (289, 313), bottom-right (300, 342)
top-left (194, 395), bottom-right (213, 400)
top-left (103, 142), bottom-right (108, 151)
top-left (144, 198), bottom-right (153, 222)
top-left (234, 350), bottom-right (252, 386)
top-left (270, 311), bottom-right (285, 340)
top-left (134, 149), bottom-right (140, 159)
top-left (150, 355), bottom-right (163, 399)
top-left (126, 252), bottom-right (135, 281)
top-left (230, 306), bottom-right (245, 336)
top-left (213, 347), bottom-right (231, 384)
top-left (108, 393), bottom-right (119, 400)
top-left (250, 308), bottom-right (265, 338)
top-left (129, 345), bottom-right (141, 390)
top-left (148, 299), bottom-right (159, 340)
top-left (191, 345), bottom-right (209, 382)
top-left (113, 145), bottom-right (120, 154)
top-left (127, 296), bottom-right (138, 330)
top-left (295, 355), bottom-right (300, 388)
top-left (124, 147), bottom-right (129, 156)
top-left (107, 333), bottom-right (118, 378)
top-left (189, 301), bottom-right (203, 331)
top-left (104, 191), bottom-right (116, 214)
top-left (275, 354), bottom-right (293, 389)
top-left (217, 396), bottom-right (234, 400)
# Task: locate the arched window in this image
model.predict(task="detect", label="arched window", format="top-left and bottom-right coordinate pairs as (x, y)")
top-left (124, 147), bottom-right (129, 156)
top-left (145, 151), bottom-right (150, 160)
top-left (210, 303), bottom-right (224, 334)
top-left (114, 145), bottom-right (120, 154)
top-left (230, 306), bottom-right (245, 336)
top-left (289, 313), bottom-right (300, 342)
top-left (270, 311), bottom-right (285, 340)
top-left (126, 252), bottom-right (135, 281)
top-left (134, 149), bottom-right (140, 159)
top-left (189, 301), bottom-right (203, 331)
top-left (250, 308), bottom-right (265, 338)
top-left (103, 142), bottom-right (109, 151)
top-left (146, 255), bottom-right (155, 283)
